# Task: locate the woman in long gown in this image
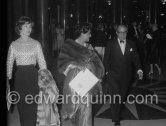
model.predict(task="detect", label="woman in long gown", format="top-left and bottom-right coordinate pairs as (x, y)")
top-left (57, 23), bottom-right (104, 126)
top-left (145, 24), bottom-right (161, 76)
top-left (7, 16), bottom-right (47, 126)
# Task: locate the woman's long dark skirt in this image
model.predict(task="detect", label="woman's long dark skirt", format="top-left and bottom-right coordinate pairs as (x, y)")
top-left (14, 65), bottom-right (38, 126)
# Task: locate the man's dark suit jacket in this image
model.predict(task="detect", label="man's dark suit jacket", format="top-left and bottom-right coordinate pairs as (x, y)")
top-left (104, 39), bottom-right (141, 85)
top-left (103, 39), bottom-right (142, 122)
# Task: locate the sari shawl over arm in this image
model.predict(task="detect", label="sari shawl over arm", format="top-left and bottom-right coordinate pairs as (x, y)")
top-left (58, 39), bottom-right (104, 121)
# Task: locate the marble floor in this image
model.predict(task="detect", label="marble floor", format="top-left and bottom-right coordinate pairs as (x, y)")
top-left (7, 106), bottom-right (166, 126)
top-left (7, 52), bottom-right (166, 126)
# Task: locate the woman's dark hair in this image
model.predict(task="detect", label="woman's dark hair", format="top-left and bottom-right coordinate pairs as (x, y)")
top-left (74, 22), bottom-right (91, 39)
top-left (15, 16), bottom-right (34, 35)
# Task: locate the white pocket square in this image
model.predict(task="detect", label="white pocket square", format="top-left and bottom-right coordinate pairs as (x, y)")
top-left (130, 48), bottom-right (133, 52)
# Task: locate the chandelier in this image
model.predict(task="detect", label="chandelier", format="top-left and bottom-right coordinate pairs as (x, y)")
top-left (106, 0), bottom-right (111, 5)
top-left (161, 0), bottom-right (166, 4)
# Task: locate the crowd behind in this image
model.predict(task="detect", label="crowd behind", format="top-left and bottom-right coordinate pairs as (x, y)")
top-left (51, 20), bottom-right (166, 77)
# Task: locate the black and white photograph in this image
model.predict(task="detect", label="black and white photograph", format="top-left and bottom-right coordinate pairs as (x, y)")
top-left (6, 0), bottom-right (166, 126)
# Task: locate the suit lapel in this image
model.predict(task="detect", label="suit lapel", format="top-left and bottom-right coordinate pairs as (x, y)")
top-left (115, 39), bottom-right (131, 56)
top-left (114, 39), bottom-right (124, 56)
top-left (124, 40), bottom-right (131, 56)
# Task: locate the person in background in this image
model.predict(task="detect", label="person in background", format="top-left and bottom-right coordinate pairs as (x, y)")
top-left (7, 16), bottom-right (47, 126)
top-left (56, 24), bottom-right (65, 54)
top-left (106, 23), bottom-right (117, 40)
top-left (145, 24), bottom-right (161, 76)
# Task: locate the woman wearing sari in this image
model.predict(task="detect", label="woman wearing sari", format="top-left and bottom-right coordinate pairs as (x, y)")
top-left (58, 23), bottom-right (104, 126)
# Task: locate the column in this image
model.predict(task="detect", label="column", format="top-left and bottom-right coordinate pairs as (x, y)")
top-left (22, 0), bottom-right (29, 16)
top-left (120, 0), bottom-right (123, 24)
top-left (36, 0), bottom-right (49, 51)
top-left (7, 0), bottom-right (13, 44)
top-left (148, 0), bottom-right (152, 23)
top-left (154, 0), bottom-right (159, 24)
top-left (76, 0), bottom-right (80, 24)
top-left (57, 5), bottom-right (60, 24)
top-left (89, 0), bottom-right (95, 22)
top-left (112, 0), bottom-right (116, 24)
top-left (86, 0), bottom-right (89, 22)
top-left (61, 0), bottom-right (67, 30)
top-left (12, 0), bottom-right (23, 40)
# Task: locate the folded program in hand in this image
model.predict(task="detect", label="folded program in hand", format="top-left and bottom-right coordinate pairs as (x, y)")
top-left (69, 68), bottom-right (99, 97)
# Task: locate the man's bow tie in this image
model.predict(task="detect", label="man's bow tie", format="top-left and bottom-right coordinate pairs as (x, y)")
top-left (120, 40), bottom-right (124, 43)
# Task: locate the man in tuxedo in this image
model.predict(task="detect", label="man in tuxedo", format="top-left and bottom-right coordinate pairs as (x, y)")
top-left (103, 25), bottom-right (143, 126)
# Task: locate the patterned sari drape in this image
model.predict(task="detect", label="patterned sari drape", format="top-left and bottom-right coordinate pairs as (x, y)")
top-left (37, 69), bottom-right (60, 126)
